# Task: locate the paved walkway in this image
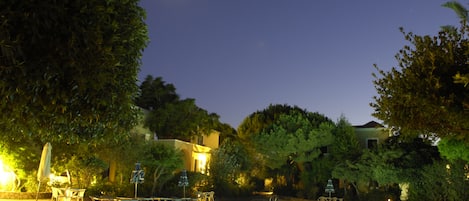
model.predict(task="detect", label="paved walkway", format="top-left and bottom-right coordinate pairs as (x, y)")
top-left (0, 199), bottom-right (51, 201)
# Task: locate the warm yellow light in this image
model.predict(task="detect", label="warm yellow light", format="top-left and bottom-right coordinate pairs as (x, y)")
top-left (0, 159), bottom-right (17, 191)
top-left (195, 153), bottom-right (208, 174)
top-left (197, 153), bottom-right (207, 162)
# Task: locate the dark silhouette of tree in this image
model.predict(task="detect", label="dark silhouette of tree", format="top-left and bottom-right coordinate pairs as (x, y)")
top-left (135, 75), bottom-right (179, 110)
top-left (136, 76), bottom-right (222, 140)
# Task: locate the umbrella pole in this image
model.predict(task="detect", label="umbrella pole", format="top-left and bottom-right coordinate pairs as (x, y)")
top-left (35, 181), bottom-right (41, 201)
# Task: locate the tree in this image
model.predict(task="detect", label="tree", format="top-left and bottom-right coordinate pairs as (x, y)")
top-left (0, 0), bottom-right (148, 143)
top-left (371, 18), bottom-right (469, 139)
top-left (441, 1), bottom-right (468, 33)
top-left (139, 142), bottom-right (184, 196)
top-left (238, 104), bottom-right (334, 197)
top-left (329, 116), bottom-right (362, 198)
top-left (407, 159), bottom-right (469, 201)
top-left (146, 99), bottom-right (219, 140)
top-left (214, 123), bottom-right (238, 144)
top-left (253, 112), bottom-right (334, 170)
top-left (135, 75), bottom-right (179, 111)
top-left (437, 138), bottom-right (469, 161)
top-left (238, 104), bottom-right (330, 141)
top-left (329, 116), bottom-right (361, 162)
top-left (209, 138), bottom-right (254, 196)
top-left (136, 76), bottom-right (221, 140)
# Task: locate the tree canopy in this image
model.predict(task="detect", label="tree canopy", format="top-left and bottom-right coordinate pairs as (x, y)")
top-left (136, 75), bottom-right (221, 140)
top-left (237, 104), bottom-right (331, 141)
top-left (253, 111), bottom-right (334, 170)
top-left (0, 0), bottom-right (148, 143)
top-left (237, 104), bottom-right (337, 197)
top-left (371, 16), bottom-right (469, 140)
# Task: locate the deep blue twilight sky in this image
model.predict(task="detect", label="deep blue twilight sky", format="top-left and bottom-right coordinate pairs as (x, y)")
top-left (138, 0), bottom-right (459, 128)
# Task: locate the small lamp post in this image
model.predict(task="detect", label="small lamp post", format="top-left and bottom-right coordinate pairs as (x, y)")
top-left (131, 162), bottom-right (144, 198)
top-left (325, 179), bottom-right (335, 199)
top-left (178, 170), bottom-right (189, 198)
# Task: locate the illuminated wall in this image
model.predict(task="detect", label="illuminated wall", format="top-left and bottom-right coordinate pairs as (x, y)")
top-left (354, 121), bottom-right (389, 149)
top-left (157, 139), bottom-right (213, 174)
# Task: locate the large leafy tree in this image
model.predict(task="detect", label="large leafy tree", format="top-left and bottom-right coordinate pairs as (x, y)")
top-left (333, 136), bottom-right (440, 200)
top-left (408, 159), bottom-right (469, 201)
top-left (209, 138), bottom-right (254, 196)
top-left (371, 6), bottom-right (469, 139)
top-left (139, 142), bottom-right (184, 196)
top-left (135, 75), bottom-right (179, 111)
top-left (0, 0), bottom-right (148, 143)
top-left (136, 76), bottom-right (221, 140)
top-left (238, 104), bottom-right (334, 197)
top-left (253, 112), bottom-right (334, 170)
top-left (253, 112), bottom-right (335, 198)
top-left (329, 116), bottom-right (361, 162)
top-left (238, 104), bottom-right (331, 141)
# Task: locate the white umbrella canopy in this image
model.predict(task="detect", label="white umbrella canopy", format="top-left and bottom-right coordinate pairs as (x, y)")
top-left (36, 142), bottom-right (51, 201)
top-left (37, 142), bottom-right (52, 182)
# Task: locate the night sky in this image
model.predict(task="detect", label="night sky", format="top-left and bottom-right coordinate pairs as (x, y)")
top-left (138, 0), bottom-right (458, 128)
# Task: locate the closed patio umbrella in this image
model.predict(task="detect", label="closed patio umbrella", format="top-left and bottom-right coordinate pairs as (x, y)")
top-left (36, 142), bottom-right (51, 201)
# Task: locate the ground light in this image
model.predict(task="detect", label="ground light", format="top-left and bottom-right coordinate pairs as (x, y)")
top-left (0, 159), bottom-right (17, 192)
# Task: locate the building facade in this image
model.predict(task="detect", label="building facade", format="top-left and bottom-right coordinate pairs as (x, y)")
top-left (353, 121), bottom-right (389, 149)
top-left (156, 130), bottom-right (220, 174)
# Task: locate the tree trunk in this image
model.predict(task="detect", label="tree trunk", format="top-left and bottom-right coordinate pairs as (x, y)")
top-left (109, 160), bottom-right (117, 183)
top-left (152, 166), bottom-right (164, 196)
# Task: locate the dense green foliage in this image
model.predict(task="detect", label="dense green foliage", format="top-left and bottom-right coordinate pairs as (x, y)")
top-left (136, 75), bottom-right (220, 140)
top-left (135, 76), bottom-right (179, 110)
top-left (139, 142), bottom-right (184, 196)
top-left (209, 139), bottom-right (254, 196)
top-left (237, 104), bottom-right (347, 199)
top-left (437, 138), bottom-right (469, 161)
top-left (253, 112), bottom-right (334, 170)
top-left (372, 3), bottom-right (469, 140)
top-left (367, 2), bottom-right (469, 199)
top-left (407, 159), bottom-right (469, 201)
top-left (0, 0), bottom-right (149, 192)
top-left (0, 0), bottom-right (148, 143)
top-left (329, 116), bottom-right (361, 163)
top-left (238, 104), bottom-right (331, 141)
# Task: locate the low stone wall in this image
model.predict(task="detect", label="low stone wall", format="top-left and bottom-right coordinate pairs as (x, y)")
top-left (0, 192), bottom-right (51, 199)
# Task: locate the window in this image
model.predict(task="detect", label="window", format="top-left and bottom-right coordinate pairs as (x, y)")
top-left (197, 136), bottom-right (204, 145)
top-left (367, 138), bottom-right (378, 149)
